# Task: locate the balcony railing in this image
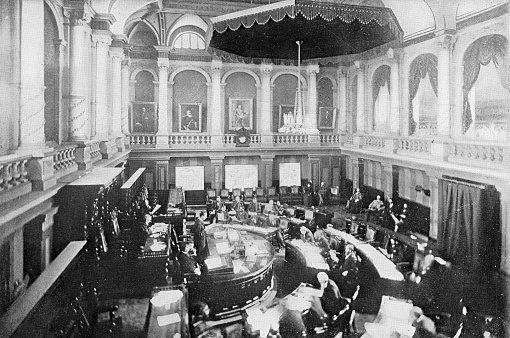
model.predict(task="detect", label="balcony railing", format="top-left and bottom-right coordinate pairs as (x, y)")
top-left (130, 135), bottom-right (156, 147)
top-left (449, 140), bottom-right (507, 167)
top-left (52, 145), bottom-right (77, 179)
top-left (362, 135), bottom-right (385, 150)
top-left (273, 134), bottom-right (309, 145)
top-left (89, 141), bottom-right (102, 162)
top-left (170, 134), bottom-right (211, 147)
top-left (0, 154), bottom-right (31, 202)
top-left (397, 137), bottom-right (432, 155)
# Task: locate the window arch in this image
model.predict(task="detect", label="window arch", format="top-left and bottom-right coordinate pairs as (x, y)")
top-left (372, 65), bottom-right (391, 133)
top-left (462, 34), bottom-right (509, 141)
top-left (172, 31), bottom-right (205, 50)
top-left (408, 54), bottom-right (438, 136)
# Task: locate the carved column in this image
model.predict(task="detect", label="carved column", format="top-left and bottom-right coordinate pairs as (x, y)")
top-left (91, 33), bottom-right (112, 140)
top-left (65, 9), bottom-right (90, 142)
top-left (306, 64), bottom-right (320, 130)
top-left (155, 47), bottom-right (171, 148)
top-left (388, 48), bottom-right (401, 134)
top-left (260, 155), bottom-right (275, 190)
top-left (355, 61), bottom-right (366, 133)
top-left (109, 41), bottom-right (124, 151)
top-left (210, 60), bottom-right (223, 138)
top-left (210, 156), bottom-right (225, 193)
top-left (337, 67), bottom-right (348, 132)
top-left (121, 47), bottom-right (131, 137)
top-left (260, 63), bottom-right (273, 144)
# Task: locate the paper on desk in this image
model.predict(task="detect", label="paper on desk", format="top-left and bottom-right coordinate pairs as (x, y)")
top-left (232, 259), bottom-right (249, 274)
top-left (215, 241), bottom-right (232, 254)
top-left (205, 257), bottom-right (224, 269)
top-left (157, 313), bottom-right (181, 327)
top-left (150, 242), bottom-right (167, 251)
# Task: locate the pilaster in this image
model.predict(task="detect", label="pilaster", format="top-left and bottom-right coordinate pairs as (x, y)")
top-left (427, 172), bottom-right (440, 240)
top-left (354, 61), bottom-right (366, 134)
top-left (381, 162), bottom-right (394, 199)
top-left (109, 42), bottom-right (124, 151)
top-left (308, 155), bottom-right (321, 191)
top-left (351, 157), bottom-right (361, 190)
top-left (155, 46), bottom-right (171, 148)
top-left (387, 48), bottom-right (401, 135)
top-left (155, 161), bottom-right (169, 190)
top-left (210, 156), bottom-right (225, 192)
top-left (306, 64), bottom-right (320, 130)
top-left (91, 33), bottom-right (112, 141)
top-left (41, 206), bottom-right (59, 270)
top-left (436, 33), bottom-right (456, 137)
top-left (260, 63), bottom-right (273, 135)
top-left (210, 60), bottom-right (223, 134)
top-left (260, 155), bottom-right (275, 190)
top-left (121, 44), bottom-right (132, 141)
top-left (337, 67), bottom-right (348, 132)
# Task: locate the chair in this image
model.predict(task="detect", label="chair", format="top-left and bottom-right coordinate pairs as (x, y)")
top-left (220, 188), bottom-right (230, 201)
top-left (206, 188), bottom-right (217, 202)
top-left (288, 185), bottom-right (303, 205)
top-left (255, 187), bottom-right (265, 202)
top-left (267, 186), bottom-right (278, 202)
top-left (232, 188), bottom-right (242, 200)
top-left (279, 186), bottom-right (290, 204)
top-left (244, 187), bottom-right (254, 202)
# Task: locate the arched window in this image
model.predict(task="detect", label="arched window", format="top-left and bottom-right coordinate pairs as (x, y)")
top-left (132, 71), bottom-right (156, 133)
top-left (372, 66), bottom-right (391, 133)
top-left (409, 54), bottom-right (438, 136)
top-left (172, 32), bottom-right (205, 50)
top-left (462, 35), bottom-right (509, 141)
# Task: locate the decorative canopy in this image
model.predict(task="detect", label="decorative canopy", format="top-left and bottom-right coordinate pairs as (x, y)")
top-left (206, 0), bottom-right (403, 64)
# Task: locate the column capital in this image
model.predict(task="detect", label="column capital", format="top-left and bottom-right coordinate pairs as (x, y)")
top-left (337, 66), bottom-right (348, 77)
top-left (260, 63), bottom-right (273, 75)
top-left (63, 5), bottom-right (92, 26)
top-left (91, 32), bottom-right (112, 46)
top-left (437, 33), bottom-right (457, 51)
top-left (260, 154), bottom-right (275, 161)
top-left (210, 155), bottom-right (225, 162)
top-left (306, 64), bottom-right (320, 75)
top-left (109, 47), bottom-right (124, 60)
top-left (90, 13), bottom-right (116, 30)
top-left (386, 47), bottom-right (403, 62)
top-left (211, 59), bottom-right (223, 72)
top-left (157, 57), bottom-right (170, 70)
top-left (154, 45), bottom-right (172, 59)
top-left (354, 60), bottom-right (366, 70)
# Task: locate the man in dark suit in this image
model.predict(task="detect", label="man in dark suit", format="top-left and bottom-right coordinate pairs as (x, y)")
top-left (193, 212), bottom-right (209, 267)
top-left (247, 196), bottom-right (261, 213)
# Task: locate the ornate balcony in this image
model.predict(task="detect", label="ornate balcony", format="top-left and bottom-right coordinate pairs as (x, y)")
top-left (52, 144), bottom-right (78, 179)
top-left (0, 154), bottom-right (32, 204)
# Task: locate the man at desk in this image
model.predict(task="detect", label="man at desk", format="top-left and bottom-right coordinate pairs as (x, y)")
top-left (193, 212), bottom-right (210, 267)
top-left (209, 196), bottom-right (224, 223)
top-left (346, 188), bottom-right (363, 213)
top-left (247, 196), bottom-right (262, 213)
top-left (365, 195), bottom-right (385, 222)
top-left (300, 226), bottom-right (315, 243)
top-left (231, 195), bottom-right (244, 213)
top-left (317, 272), bottom-right (350, 320)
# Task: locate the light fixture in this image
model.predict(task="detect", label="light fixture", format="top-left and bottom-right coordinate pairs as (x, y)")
top-left (415, 185), bottom-right (431, 196)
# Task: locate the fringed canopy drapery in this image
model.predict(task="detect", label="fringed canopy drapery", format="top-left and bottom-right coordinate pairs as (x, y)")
top-left (462, 34), bottom-right (508, 133)
top-left (408, 53), bottom-right (438, 134)
top-left (206, 0), bottom-right (403, 64)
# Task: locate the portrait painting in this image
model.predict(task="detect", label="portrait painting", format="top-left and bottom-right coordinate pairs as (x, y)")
top-left (229, 98), bottom-right (253, 130)
top-left (318, 107), bottom-right (337, 129)
top-left (179, 103), bottom-right (202, 132)
top-left (131, 102), bottom-right (157, 133)
top-left (279, 105), bottom-right (296, 128)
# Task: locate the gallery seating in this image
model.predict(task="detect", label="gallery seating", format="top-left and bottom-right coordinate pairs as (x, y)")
top-left (232, 188), bottom-right (242, 200)
top-left (266, 186), bottom-right (278, 202)
top-left (255, 187), bottom-right (265, 202)
top-left (220, 188), bottom-right (230, 201)
top-left (279, 185), bottom-right (303, 205)
top-left (244, 188), bottom-right (254, 202)
top-left (206, 188), bottom-right (217, 203)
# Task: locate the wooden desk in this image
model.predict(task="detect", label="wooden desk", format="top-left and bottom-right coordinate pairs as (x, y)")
top-left (146, 285), bottom-right (190, 338)
top-left (285, 239), bottom-right (329, 284)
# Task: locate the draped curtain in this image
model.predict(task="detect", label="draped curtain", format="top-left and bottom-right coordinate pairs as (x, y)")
top-left (372, 66), bottom-right (391, 131)
top-left (408, 54), bottom-right (438, 135)
top-left (438, 180), bottom-right (500, 271)
top-left (462, 35), bottom-right (508, 133)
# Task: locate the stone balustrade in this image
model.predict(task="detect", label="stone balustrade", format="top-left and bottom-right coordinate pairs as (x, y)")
top-left (397, 137), bottom-right (432, 155)
top-left (223, 134), bottom-right (236, 146)
top-left (130, 135), bottom-right (156, 147)
top-left (448, 140), bottom-right (507, 168)
top-left (320, 134), bottom-right (340, 145)
top-left (89, 141), bottom-right (102, 162)
top-left (0, 155), bottom-right (30, 191)
top-left (170, 134), bottom-right (211, 147)
top-left (52, 145), bottom-right (78, 178)
top-left (273, 134), bottom-right (309, 146)
top-left (362, 135), bottom-right (386, 149)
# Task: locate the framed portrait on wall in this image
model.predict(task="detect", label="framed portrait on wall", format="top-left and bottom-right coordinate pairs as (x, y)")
top-left (279, 105), bottom-right (295, 128)
top-left (131, 102), bottom-right (157, 133)
top-left (318, 107), bottom-right (337, 130)
top-left (229, 98), bottom-right (253, 131)
top-left (179, 103), bottom-right (202, 132)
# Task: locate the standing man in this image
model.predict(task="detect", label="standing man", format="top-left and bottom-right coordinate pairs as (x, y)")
top-left (193, 212), bottom-right (210, 268)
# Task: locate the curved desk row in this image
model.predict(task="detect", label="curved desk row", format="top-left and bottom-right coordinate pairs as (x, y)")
top-left (188, 225), bottom-right (276, 319)
top-left (325, 228), bottom-right (404, 282)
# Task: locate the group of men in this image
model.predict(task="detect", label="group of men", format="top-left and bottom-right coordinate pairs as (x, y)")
top-left (347, 188), bottom-right (410, 233)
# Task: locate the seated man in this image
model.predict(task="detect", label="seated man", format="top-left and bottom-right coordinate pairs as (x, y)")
top-left (215, 205), bottom-right (231, 223)
top-left (247, 196), bottom-right (261, 213)
top-left (231, 195), bottom-right (244, 213)
top-left (209, 196), bottom-right (224, 222)
top-left (300, 226), bottom-right (315, 243)
top-left (346, 188), bottom-right (363, 213)
top-left (317, 272), bottom-right (350, 319)
top-left (365, 195), bottom-right (385, 222)
top-left (275, 200), bottom-right (286, 216)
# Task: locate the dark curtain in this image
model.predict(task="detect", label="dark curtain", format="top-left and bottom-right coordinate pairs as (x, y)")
top-left (438, 180), bottom-right (500, 271)
top-left (408, 54), bottom-right (438, 135)
top-left (462, 35), bottom-right (508, 133)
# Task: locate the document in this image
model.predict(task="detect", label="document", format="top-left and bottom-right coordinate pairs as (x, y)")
top-left (157, 313), bottom-right (181, 326)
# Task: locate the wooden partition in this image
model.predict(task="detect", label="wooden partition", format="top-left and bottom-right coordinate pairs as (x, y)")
top-left (120, 167), bottom-right (146, 213)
